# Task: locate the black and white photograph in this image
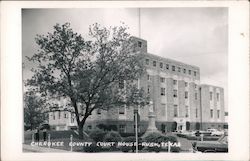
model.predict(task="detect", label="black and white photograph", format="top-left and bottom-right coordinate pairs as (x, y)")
top-left (22, 7), bottom-right (229, 153)
top-left (1, 1), bottom-right (249, 161)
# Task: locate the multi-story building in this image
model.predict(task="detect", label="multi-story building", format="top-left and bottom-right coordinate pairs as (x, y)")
top-left (48, 37), bottom-right (227, 133)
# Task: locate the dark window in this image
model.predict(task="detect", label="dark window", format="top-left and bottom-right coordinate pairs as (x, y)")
top-left (161, 104), bottom-right (166, 117)
top-left (138, 41), bottom-right (142, 48)
top-left (53, 112), bottom-right (55, 120)
top-left (174, 105), bottom-right (178, 117)
top-left (195, 93), bottom-right (198, 100)
top-left (145, 59), bottom-right (149, 65)
top-left (195, 108), bottom-right (198, 118)
top-left (178, 67), bottom-right (181, 72)
top-left (216, 93), bottom-right (220, 101)
top-left (160, 62), bottom-right (163, 68)
top-left (217, 110), bottom-right (220, 118)
top-left (166, 64), bottom-right (169, 69)
top-left (58, 111), bottom-right (61, 119)
top-left (118, 80), bottom-right (124, 89)
top-left (210, 109), bottom-right (213, 118)
top-left (172, 66), bottom-right (175, 71)
top-left (147, 85), bottom-right (150, 94)
top-left (185, 82), bottom-right (188, 87)
top-left (173, 90), bottom-right (178, 97)
top-left (64, 112), bottom-right (67, 118)
top-left (160, 77), bottom-right (165, 83)
top-left (185, 91), bottom-right (188, 99)
top-left (97, 109), bottom-right (101, 115)
top-left (161, 88), bottom-right (166, 96)
top-left (185, 106), bottom-right (189, 117)
top-left (194, 84), bottom-right (197, 89)
top-left (153, 61), bottom-right (156, 67)
top-left (88, 125), bottom-right (92, 130)
top-left (173, 80), bottom-right (177, 85)
top-left (147, 74), bottom-right (150, 81)
top-left (183, 68), bottom-right (186, 73)
top-left (188, 70), bottom-right (191, 75)
top-left (194, 71), bottom-right (197, 76)
top-left (119, 106), bottom-right (125, 114)
top-left (210, 92), bottom-right (213, 100)
top-left (119, 125), bottom-right (126, 133)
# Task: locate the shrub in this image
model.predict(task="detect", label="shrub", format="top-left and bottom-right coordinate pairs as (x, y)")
top-left (119, 136), bottom-right (143, 152)
top-left (103, 131), bottom-right (122, 151)
top-left (82, 138), bottom-right (102, 152)
top-left (89, 128), bottom-right (107, 142)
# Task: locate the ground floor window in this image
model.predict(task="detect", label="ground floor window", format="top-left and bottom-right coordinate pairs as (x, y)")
top-left (119, 125), bottom-right (126, 133)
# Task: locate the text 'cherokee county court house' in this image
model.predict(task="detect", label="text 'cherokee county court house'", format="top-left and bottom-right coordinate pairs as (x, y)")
top-left (48, 36), bottom-right (228, 134)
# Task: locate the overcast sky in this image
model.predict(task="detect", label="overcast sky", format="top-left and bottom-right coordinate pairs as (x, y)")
top-left (22, 8), bottom-right (228, 109)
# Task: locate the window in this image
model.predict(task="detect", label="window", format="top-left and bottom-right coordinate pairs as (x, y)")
top-left (188, 70), bottom-right (191, 75)
top-left (185, 82), bottom-right (188, 87)
top-left (178, 67), bottom-right (181, 72)
top-left (147, 74), bottom-right (150, 81)
top-left (185, 91), bottom-right (188, 99)
top-left (216, 93), bottom-right (220, 101)
top-left (119, 106), bottom-right (125, 115)
top-left (147, 85), bottom-right (150, 94)
top-left (217, 110), bottom-right (220, 118)
top-left (118, 80), bottom-right (124, 89)
top-left (173, 90), bottom-right (178, 97)
top-left (71, 113), bottom-right (74, 123)
top-left (160, 88), bottom-right (166, 96)
top-left (153, 61), bottom-right (156, 67)
top-left (160, 62), bottom-right (163, 68)
top-left (185, 106), bottom-right (189, 117)
top-left (210, 109), bottom-right (213, 118)
top-left (160, 77), bottom-right (165, 83)
top-left (138, 41), bottom-right (142, 48)
top-left (183, 68), bottom-right (186, 73)
top-left (97, 109), bottom-right (101, 115)
top-left (166, 64), bottom-right (169, 69)
top-left (58, 111), bottom-right (61, 119)
top-left (210, 92), bottom-right (213, 100)
top-left (161, 104), bottom-right (166, 117)
top-left (195, 108), bottom-right (198, 118)
top-left (172, 66), bottom-right (175, 71)
top-left (145, 59), bottom-right (149, 65)
top-left (194, 71), bottom-right (197, 76)
top-left (174, 105), bottom-right (178, 117)
top-left (88, 125), bottom-right (92, 130)
top-left (119, 125), bottom-right (126, 133)
top-left (64, 112), bottom-right (67, 118)
top-left (194, 84), bottom-right (197, 89)
top-left (195, 93), bottom-right (198, 100)
top-left (173, 79), bottom-right (177, 85)
top-left (53, 112), bottom-right (55, 120)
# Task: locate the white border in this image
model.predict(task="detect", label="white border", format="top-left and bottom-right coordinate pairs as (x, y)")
top-left (1, 1), bottom-right (249, 161)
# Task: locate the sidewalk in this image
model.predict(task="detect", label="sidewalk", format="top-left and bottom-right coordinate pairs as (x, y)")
top-left (23, 144), bottom-right (70, 153)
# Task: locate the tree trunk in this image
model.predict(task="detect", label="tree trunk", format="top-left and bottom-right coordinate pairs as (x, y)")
top-left (78, 124), bottom-right (84, 140)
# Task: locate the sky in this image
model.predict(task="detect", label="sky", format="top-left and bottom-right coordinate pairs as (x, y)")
top-left (22, 8), bottom-right (228, 110)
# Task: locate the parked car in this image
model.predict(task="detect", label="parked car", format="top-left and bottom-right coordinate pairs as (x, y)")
top-left (207, 128), bottom-right (224, 136)
top-left (192, 134), bottom-right (228, 153)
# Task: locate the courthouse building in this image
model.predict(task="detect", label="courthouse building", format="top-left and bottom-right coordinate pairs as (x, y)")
top-left (48, 37), bottom-right (227, 133)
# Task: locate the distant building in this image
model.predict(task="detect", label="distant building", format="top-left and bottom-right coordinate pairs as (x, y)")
top-left (48, 37), bottom-right (228, 133)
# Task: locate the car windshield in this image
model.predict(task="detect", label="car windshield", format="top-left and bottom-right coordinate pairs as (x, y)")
top-left (218, 135), bottom-right (228, 144)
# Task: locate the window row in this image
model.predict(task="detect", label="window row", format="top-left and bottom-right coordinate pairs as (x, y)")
top-left (210, 109), bottom-right (220, 118)
top-left (209, 92), bottom-right (220, 101)
top-left (52, 111), bottom-right (69, 120)
top-left (145, 59), bottom-right (198, 76)
top-left (96, 106), bottom-right (126, 115)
